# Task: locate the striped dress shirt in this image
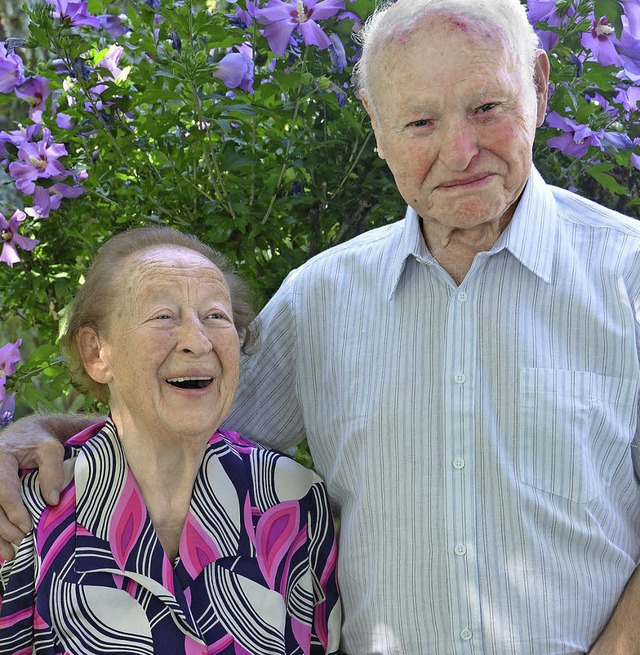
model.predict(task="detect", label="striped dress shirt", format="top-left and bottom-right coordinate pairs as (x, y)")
top-left (225, 167), bottom-right (640, 655)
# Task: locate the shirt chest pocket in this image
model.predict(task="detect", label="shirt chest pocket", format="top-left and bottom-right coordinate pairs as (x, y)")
top-left (517, 369), bottom-right (636, 504)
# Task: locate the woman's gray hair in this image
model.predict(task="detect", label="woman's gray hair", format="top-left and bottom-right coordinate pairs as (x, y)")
top-left (354, 0), bottom-right (540, 113)
top-left (61, 226), bottom-right (256, 402)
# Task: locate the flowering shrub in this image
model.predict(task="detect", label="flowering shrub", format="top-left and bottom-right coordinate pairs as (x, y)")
top-left (0, 0), bottom-right (638, 423)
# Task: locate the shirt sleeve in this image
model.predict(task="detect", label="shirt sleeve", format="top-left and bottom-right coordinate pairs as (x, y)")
top-left (306, 478), bottom-right (342, 655)
top-left (0, 532), bottom-right (36, 652)
top-left (224, 272), bottom-right (306, 451)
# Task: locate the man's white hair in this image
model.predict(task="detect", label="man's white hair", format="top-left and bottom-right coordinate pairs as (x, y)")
top-left (354, 0), bottom-right (540, 109)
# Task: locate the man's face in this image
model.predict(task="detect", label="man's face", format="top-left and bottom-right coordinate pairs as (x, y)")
top-left (363, 17), bottom-right (549, 239)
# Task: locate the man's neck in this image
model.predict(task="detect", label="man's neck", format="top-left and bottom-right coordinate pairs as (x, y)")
top-left (421, 215), bottom-right (511, 285)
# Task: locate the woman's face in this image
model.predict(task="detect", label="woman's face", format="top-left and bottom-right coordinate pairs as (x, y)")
top-left (83, 245), bottom-right (240, 445)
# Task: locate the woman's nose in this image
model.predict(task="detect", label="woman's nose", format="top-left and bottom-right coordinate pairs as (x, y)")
top-left (178, 316), bottom-right (212, 355)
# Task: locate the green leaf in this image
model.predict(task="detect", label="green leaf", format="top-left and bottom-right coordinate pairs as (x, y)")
top-left (586, 164), bottom-right (629, 195)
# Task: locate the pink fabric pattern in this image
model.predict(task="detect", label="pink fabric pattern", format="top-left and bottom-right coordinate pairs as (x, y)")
top-left (0, 420), bottom-right (341, 654)
top-left (108, 471), bottom-right (147, 570)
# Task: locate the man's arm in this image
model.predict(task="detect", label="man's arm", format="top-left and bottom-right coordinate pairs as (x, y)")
top-left (0, 413), bottom-right (96, 559)
top-left (588, 564), bottom-right (640, 654)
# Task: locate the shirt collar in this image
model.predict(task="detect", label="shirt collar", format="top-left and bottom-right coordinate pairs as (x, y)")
top-left (389, 165), bottom-right (557, 297)
top-left (496, 166), bottom-right (557, 284)
top-left (387, 205), bottom-right (433, 299)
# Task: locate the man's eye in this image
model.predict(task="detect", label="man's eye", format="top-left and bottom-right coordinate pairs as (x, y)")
top-left (477, 103), bottom-right (497, 113)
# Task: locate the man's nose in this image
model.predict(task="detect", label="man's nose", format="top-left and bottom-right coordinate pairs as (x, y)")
top-left (437, 121), bottom-right (479, 171)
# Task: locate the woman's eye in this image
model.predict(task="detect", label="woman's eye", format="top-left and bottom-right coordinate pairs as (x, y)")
top-left (409, 119), bottom-right (432, 128)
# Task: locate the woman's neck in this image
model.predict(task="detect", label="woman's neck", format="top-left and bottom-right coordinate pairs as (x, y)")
top-left (119, 430), bottom-right (209, 562)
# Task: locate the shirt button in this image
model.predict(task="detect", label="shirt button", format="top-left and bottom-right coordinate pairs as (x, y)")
top-left (461, 628), bottom-right (473, 641)
top-left (454, 372), bottom-right (466, 384)
top-left (454, 544), bottom-right (467, 556)
top-left (457, 290), bottom-right (468, 302)
top-left (453, 458), bottom-right (465, 469)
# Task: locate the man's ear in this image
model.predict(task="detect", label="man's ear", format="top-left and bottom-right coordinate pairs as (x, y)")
top-left (533, 49), bottom-right (550, 128)
top-left (76, 327), bottom-right (113, 385)
top-left (361, 92), bottom-right (386, 160)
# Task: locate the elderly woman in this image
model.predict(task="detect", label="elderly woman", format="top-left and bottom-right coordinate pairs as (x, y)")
top-left (0, 227), bottom-right (341, 654)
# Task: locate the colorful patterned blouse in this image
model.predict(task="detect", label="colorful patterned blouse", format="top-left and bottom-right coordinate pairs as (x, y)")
top-left (0, 420), bottom-right (341, 654)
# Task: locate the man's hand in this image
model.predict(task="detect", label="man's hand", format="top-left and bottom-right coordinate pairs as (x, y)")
top-left (0, 413), bottom-right (94, 560)
top-left (588, 565), bottom-right (640, 655)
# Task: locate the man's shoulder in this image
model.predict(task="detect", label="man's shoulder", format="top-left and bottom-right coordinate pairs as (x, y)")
top-left (551, 185), bottom-right (640, 238)
top-left (286, 219), bottom-right (405, 283)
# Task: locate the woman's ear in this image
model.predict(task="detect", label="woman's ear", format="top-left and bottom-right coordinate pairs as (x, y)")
top-left (77, 327), bottom-right (113, 384)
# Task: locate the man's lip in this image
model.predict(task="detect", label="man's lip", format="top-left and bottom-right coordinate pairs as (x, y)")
top-left (437, 174), bottom-right (493, 189)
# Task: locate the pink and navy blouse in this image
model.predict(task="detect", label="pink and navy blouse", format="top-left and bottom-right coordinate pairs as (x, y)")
top-left (0, 420), bottom-right (341, 654)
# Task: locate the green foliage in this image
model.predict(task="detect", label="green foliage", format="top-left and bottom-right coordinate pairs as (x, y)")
top-left (0, 0), bottom-right (638, 424)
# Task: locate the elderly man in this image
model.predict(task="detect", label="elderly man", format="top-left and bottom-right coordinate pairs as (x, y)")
top-left (1, 0), bottom-right (640, 653)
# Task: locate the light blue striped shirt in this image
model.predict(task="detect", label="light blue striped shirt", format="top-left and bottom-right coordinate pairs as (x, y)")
top-left (225, 167), bottom-right (640, 655)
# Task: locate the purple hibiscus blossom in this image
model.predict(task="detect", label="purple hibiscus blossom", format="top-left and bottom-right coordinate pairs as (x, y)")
top-left (527, 0), bottom-right (576, 51)
top-left (0, 211), bottom-right (38, 268)
top-left (581, 16), bottom-right (624, 67)
top-left (632, 138), bottom-right (640, 170)
top-left (25, 182), bottom-right (84, 219)
top-left (0, 123), bottom-right (41, 163)
top-left (8, 128), bottom-right (68, 195)
top-left (621, 0), bottom-right (640, 38)
top-left (545, 111), bottom-right (603, 157)
top-left (0, 42), bottom-right (25, 94)
top-left (46, 0), bottom-right (101, 28)
top-left (97, 44), bottom-right (124, 81)
top-left (256, 0), bottom-right (345, 56)
top-left (616, 21), bottom-right (640, 79)
top-left (0, 339), bottom-right (22, 404)
top-left (232, 1), bottom-right (257, 28)
top-left (0, 392), bottom-right (16, 427)
top-left (97, 13), bottom-right (130, 38)
top-left (14, 76), bottom-right (51, 123)
top-left (213, 50), bottom-right (254, 93)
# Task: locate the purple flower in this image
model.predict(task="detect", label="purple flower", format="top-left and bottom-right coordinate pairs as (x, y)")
top-left (527, 0), bottom-right (575, 51)
top-left (581, 17), bottom-right (624, 67)
top-left (0, 392), bottom-right (16, 427)
top-left (56, 112), bottom-right (74, 129)
top-left (599, 130), bottom-right (634, 152)
top-left (46, 0), bottom-right (101, 28)
top-left (8, 128), bottom-right (68, 195)
top-left (25, 182), bottom-right (84, 219)
top-left (0, 124), bottom-right (41, 163)
top-left (213, 51), bottom-right (254, 93)
top-left (97, 44), bottom-right (124, 81)
top-left (632, 139), bottom-right (640, 170)
top-left (232, 1), bottom-right (257, 28)
top-left (616, 23), bottom-right (640, 79)
top-left (14, 76), bottom-right (51, 123)
top-left (256, 0), bottom-right (345, 57)
top-left (0, 339), bottom-right (22, 404)
top-left (545, 111), bottom-right (602, 157)
top-left (0, 41), bottom-right (25, 94)
top-left (328, 32), bottom-right (347, 71)
top-left (97, 14), bottom-right (130, 39)
top-left (621, 0), bottom-right (640, 39)
top-left (0, 211), bottom-right (38, 268)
